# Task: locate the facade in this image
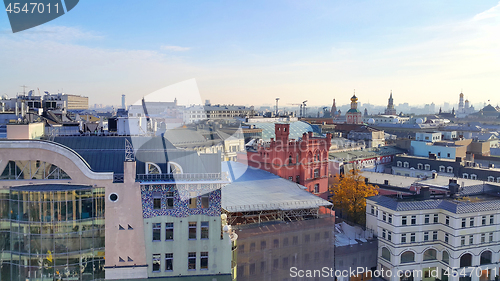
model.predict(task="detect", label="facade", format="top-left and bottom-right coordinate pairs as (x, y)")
top-left (204, 104), bottom-right (254, 120)
top-left (241, 123), bottom-right (332, 198)
top-left (366, 180), bottom-right (500, 281)
top-left (0, 136), bottom-right (236, 281)
top-left (346, 95), bottom-right (362, 124)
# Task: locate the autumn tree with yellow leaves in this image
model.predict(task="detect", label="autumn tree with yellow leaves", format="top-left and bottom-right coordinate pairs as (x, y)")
top-left (329, 169), bottom-right (378, 225)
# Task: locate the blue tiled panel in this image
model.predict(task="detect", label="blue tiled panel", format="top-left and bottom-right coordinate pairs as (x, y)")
top-left (141, 184), bottom-right (221, 218)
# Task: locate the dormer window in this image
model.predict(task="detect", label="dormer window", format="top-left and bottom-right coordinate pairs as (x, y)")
top-left (146, 162), bottom-right (161, 174)
top-left (417, 163), bottom-right (423, 170)
top-left (397, 161), bottom-right (402, 167)
top-left (168, 162), bottom-right (183, 174)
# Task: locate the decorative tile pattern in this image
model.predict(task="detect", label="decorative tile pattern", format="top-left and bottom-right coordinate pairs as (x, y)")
top-left (141, 183), bottom-right (221, 218)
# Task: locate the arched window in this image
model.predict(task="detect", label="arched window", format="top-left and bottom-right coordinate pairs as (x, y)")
top-left (404, 162), bottom-right (409, 168)
top-left (471, 174), bottom-right (477, 180)
top-left (418, 163), bottom-right (423, 170)
top-left (397, 161), bottom-right (402, 167)
top-left (168, 162), bottom-right (183, 174)
top-left (381, 247), bottom-right (391, 261)
top-left (447, 166), bottom-right (453, 173)
top-left (488, 176), bottom-right (495, 182)
top-left (439, 166), bottom-right (445, 172)
top-left (289, 155), bottom-right (293, 165)
top-left (424, 164), bottom-right (431, 171)
top-left (463, 173), bottom-right (468, 179)
top-left (146, 162), bottom-right (161, 174)
top-left (314, 169), bottom-right (320, 178)
top-left (460, 253), bottom-right (472, 268)
top-left (401, 251), bottom-right (415, 263)
top-left (423, 249), bottom-right (437, 261)
top-left (442, 250), bottom-right (450, 264)
top-left (480, 251), bottom-right (492, 265)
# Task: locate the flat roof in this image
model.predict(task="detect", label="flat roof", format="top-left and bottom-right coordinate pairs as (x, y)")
top-left (221, 161), bottom-right (332, 212)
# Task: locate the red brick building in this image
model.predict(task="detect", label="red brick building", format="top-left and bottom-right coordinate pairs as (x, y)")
top-left (239, 123), bottom-right (332, 199)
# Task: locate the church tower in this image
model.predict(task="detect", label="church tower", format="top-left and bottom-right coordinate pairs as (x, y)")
top-left (384, 91), bottom-right (397, 115)
top-left (331, 99), bottom-right (337, 117)
top-left (346, 92), bottom-right (362, 124)
top-left (458, 92), bottom-right (464, 110)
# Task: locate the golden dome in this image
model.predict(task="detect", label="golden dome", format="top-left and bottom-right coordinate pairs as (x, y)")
top-left (351, 95), bottom-right (358, 102)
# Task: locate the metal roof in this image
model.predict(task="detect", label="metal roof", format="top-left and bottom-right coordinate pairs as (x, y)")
top-left (52, 136), bottom-right (220, 174)
top-left (221, 161), bottom-right (332, 212)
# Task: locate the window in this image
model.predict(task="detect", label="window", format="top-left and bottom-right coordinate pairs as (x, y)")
top-left (382, 229), bottom-right (386, 239)
top-left (188, 252), bottom-right (196, 270)
top-left (439, 166), bottom-right (445, 172)
top-left (292, 236), bottom-right (298, 245)
top-left (404, 162), bottom-right (409, 168)
top-left (371, 206), bottom-right (375, 215)
top-left (153, 192), bottom-right (162, 210)
top-left (165, 223), bottom-right (174, 240)
top-left (401, 251), bottom-right (415, 263)
top-left (238, 244), bottom-right (245, 254)
top-left (463, 173), bottom-right (468, 179)
top-left (283, 237), bottom-right (289, 246)
top-left (410, 233), bottom-right (415, 242)
top-left (433, 231), bottom-right (438, 241)
top-left (423, 249), bottom-right (437, 261)
top-left (402, 216), bottom-right (407, 225)
top-left (305, 234), bottom-right (310, 243)
top-left (461, 236), bottom-right (465, 246)
top-left (274, 239), bottom-right (279, 248)
top-left (462, 218), bottom-right (466, 228)
top-left (152, 254), bottom-right (161, 272)
top-left (401, 233), bottom-right (407, 243)
top-left (314, 184), bottom-right (319, 193)
top-left (261, 241), bottom-right (266, 250)
top-left (314, 169), bottom-right (320, 178)
top-left (201, 221), bottom-right (209, 239)
top-left (481, 233), bottom-right (486, 243)
top-left (480, 251), bottom-right (492, 265)
top-left (425, 214), bottom-right (430, 224)
top-left (470, 218), bottom-right (474, 227)
top-left (411, 215), bottom-right (416, 225)
top-left (418, 163), bottom-right (423, 170)
top-left (289, 155), bottom-right (293, 164)
top-left (388, 231), bottom-right (392, 241)
top-left (383, 212), bottom-right (386, 221)
top-left (165, 253), bottom-right (173, 271)
top-left (482, 216), bottom-right (486, 225)
top-left (445, 233), bottom-right (449, 243)
top-left (381, 247), bottom-right (391, 261)
top-left (469, 235), bottom-right (473, 244)
top-left (491, 215), bottom-right (495, 224)
top-left (424, 164), bottom-right (430, 171)
top-left (471, 174), bottom-right (477, 180)
top-left (433, 214), bottom-right (438, 223)
top-left (200, 252), bottom-right (208, 270)
top-left (324, 231), bottom-right (329, 239)
top-left (314, 233), bottom-right (320, 241)
top-left (153, 223), bottom-right (161, 241)
top-left (188, 193), bottom-right (197, 209)
top-left (442, 251), bottom-right (450, 264)
top-left (460, 253), bottom-right (472, 268)
top-left (166, 192), bottom-right (174, 209)
top-left (447, 153), bottom-right (450, 157)
top-left (288, 176), bottom-right (293, 181)
top-left (489, 232), bottom-right (493, 242)
top-left (260, 261), bottom-right (266, 273)
top-left (189, 222), bottom-right (197, 240)
top-left (445, 216), bottom-right (449, 225)
top-left (424, 232), bottom-right (429, 241)
top-left (250, 242), bottom-right (255, 252)
top-left (397, 161), bottom-right (402, 167)
top-left (200, 194), bottom-right (210, 208)
top-left (296, 175), bottom-right (300, 183)
top-left (147, 162), bottom-right (161, 174)
top-left (447, 166), bottom-right (453, 173)
top-left (249, 263), bottom-right (256, 275)
top-left (488, 176), bottom-right (495, 182)
top-left (388, 214), bottom-right (392, 224)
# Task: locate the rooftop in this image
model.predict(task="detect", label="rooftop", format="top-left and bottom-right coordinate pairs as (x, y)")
top-left (221, 161), bottom-right (332, 212)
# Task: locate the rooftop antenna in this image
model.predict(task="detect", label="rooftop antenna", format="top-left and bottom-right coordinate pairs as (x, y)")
top-left (20, 85), bottom-right (28, 95)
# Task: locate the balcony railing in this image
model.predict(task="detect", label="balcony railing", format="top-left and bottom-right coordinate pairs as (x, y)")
top-left (136, 172), bottom-right (228, 182)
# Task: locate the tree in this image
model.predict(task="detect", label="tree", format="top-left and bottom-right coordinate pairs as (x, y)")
top-left (329, 169), bottom-right (378, 225)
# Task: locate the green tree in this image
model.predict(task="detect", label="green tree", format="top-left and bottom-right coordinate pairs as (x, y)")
top-left (329, 169), bottom-right (378, 225)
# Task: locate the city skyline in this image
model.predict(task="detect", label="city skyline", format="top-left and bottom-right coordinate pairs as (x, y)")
top-left (1, 1), bottom-right (500, 107)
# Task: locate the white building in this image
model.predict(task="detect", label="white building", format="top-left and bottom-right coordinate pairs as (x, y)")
top-left (366, 179), bottom-right (500, 281)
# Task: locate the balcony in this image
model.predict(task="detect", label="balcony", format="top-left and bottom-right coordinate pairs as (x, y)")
top-left (136, 172), bottom-right (228, 182)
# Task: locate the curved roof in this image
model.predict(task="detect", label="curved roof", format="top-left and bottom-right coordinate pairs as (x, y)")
top-left (347, 108), bottom-right (360, 113)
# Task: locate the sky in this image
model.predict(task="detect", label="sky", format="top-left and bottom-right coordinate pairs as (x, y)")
top-left (1, 0), bottom-right (500, 108)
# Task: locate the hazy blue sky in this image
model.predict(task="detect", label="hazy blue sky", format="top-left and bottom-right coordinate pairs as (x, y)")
top-left (1, 0), bottom-right (500, 107)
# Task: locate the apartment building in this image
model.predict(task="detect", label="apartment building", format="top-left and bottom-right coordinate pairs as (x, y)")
top-left (366, 181), bottom-right (500, 281)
